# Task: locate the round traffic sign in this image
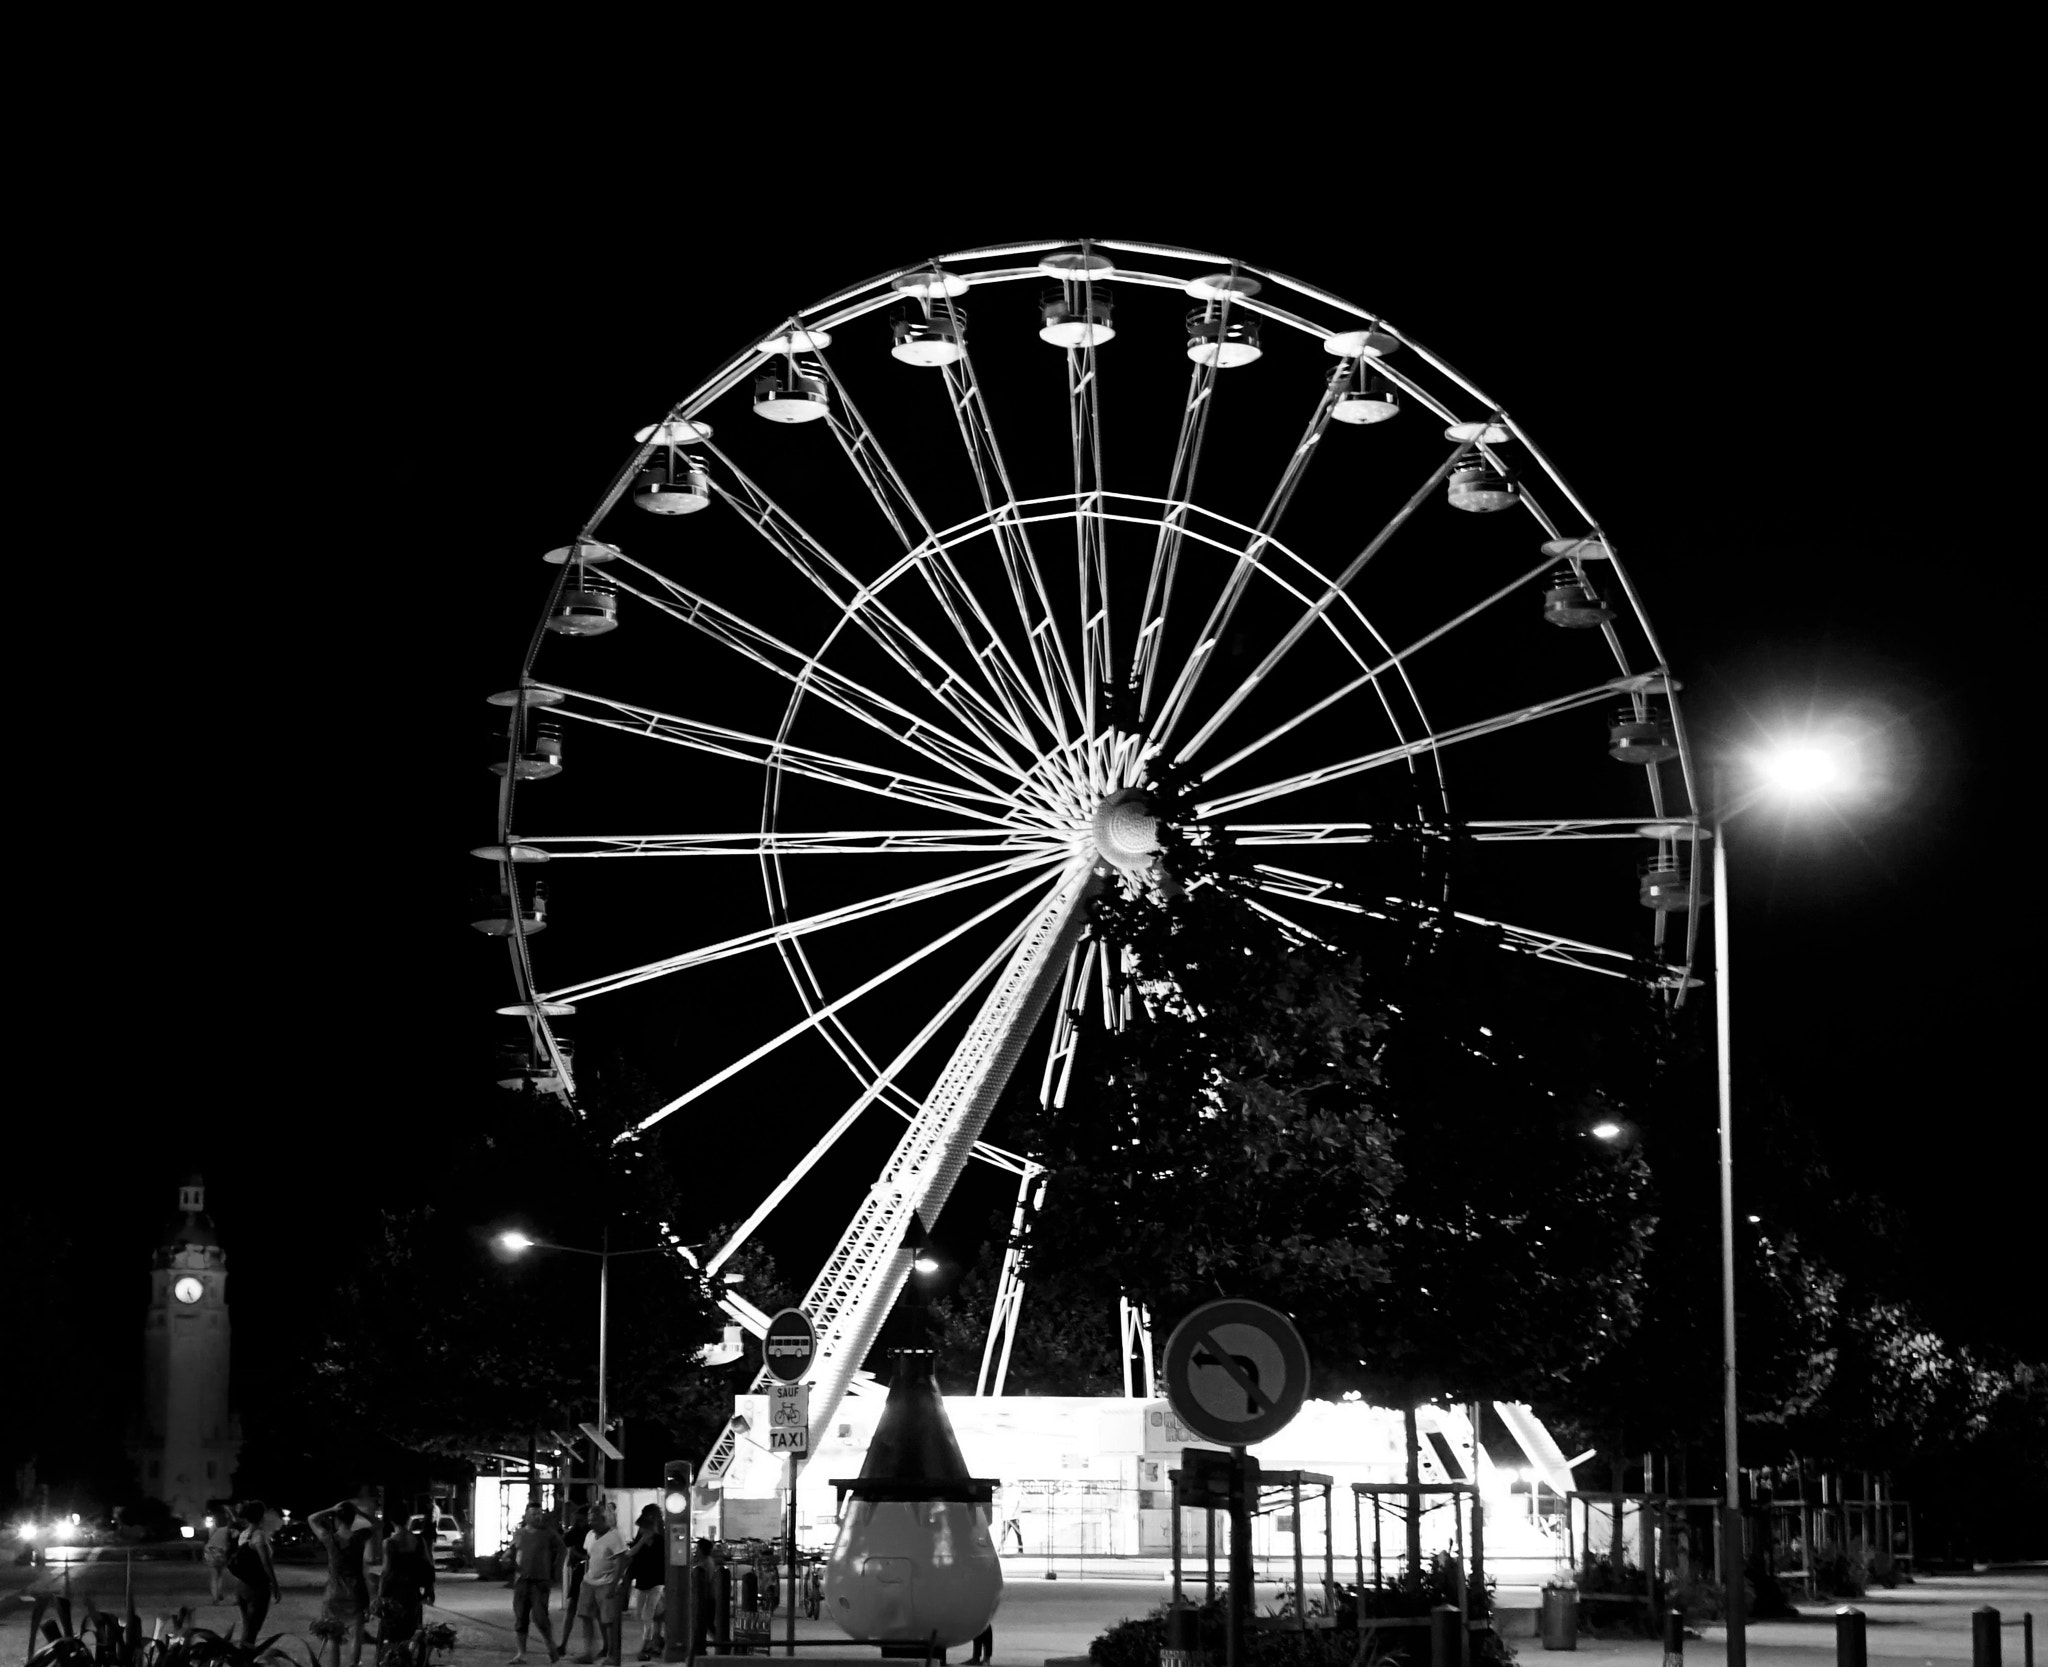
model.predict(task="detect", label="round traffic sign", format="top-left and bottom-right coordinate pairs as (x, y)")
top-left (1161, 1298), bottom-right (1310, 1446)
top-left (762, 1307), bottom-right (816, 1383)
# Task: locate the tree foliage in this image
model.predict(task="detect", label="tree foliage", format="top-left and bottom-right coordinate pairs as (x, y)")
top-left (1010, 877), bottom-right (1400, 1362)
top-left (241, 1060), bottom-right (784, 1492)
top-left (1010, 869), bottom-right (1661, 1409)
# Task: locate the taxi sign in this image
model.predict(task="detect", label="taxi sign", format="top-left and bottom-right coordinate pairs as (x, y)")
top-left (767, 1382), bottom-right (809, 1454)
top-left (1161, 1298), bottom-right (1310, 1446)
top-left (762, 1307), bottom-right (816, 1383)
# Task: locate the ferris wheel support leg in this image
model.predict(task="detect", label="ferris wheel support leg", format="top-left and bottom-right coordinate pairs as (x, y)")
top-left (978, 1162), bottom-right (1040, 1396)
top-left (797, 861), bottom-right (1103, 1441)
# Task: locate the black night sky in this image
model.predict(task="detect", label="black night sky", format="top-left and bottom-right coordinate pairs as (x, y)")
top-left (13, 91), bottom-right (2034, 1512)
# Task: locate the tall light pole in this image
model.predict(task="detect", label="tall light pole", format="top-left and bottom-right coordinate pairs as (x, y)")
top-left (1710, 732), bottom-right (1864, 1667)
top-left (497, 1228), bottom-right (664, 1491)
top-left (1711, 790), bottom-right (1744, 1667)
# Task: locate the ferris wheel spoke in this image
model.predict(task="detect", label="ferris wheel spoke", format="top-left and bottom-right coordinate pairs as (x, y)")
top-left (803, 346), bottom-right (1057, 755)
top-left (698, 866), bottom-right (1076, 1268)
top-left (1148, 368), bottom-right (1349, 753)
top-left (1194, 677), bottom-right (1640, 819)
top-left (1246, 866), bottom-right (1644, 982)
top-left (606, 559), bottom-right (1026, 790)
top-left (1130, 350), bottom-right (1226, 718)
top-left (1199, 550), bottom-right (1568, 782)
top-left (930, 303), bottom-right (1087, 740)
top-left (700, 447), bottom-right (1042, 760)
top-left (513, 829), bottom-right (1068, 858)
top-left (543, 846), bottom-right (1070, 1006)
top-left (541, 685), bottom-right (1050, 829)
top-left (1057, 278), bottom-right (1114, 753)
top-left (1173, 437), bottom-right (1478, 767)
top-left (626, 860), bottom-right (1076, 1139)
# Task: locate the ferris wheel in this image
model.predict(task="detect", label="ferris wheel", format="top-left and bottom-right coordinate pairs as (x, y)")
top-left (474, 237), bottom-right (1704, 1470)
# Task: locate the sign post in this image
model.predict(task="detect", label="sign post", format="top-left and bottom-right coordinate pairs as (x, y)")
top-left (760, 1313), bottom-right (815, 1660)
top-left (1162, 1300), bottom-right (1311, 1667)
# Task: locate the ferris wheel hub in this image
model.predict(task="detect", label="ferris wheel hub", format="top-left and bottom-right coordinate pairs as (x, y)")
top-left (1091, 788), bottom-right (1162, 878)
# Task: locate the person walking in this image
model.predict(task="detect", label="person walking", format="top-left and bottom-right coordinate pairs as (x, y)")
top-left (228, 1498), bottom-right (283, 1645)
top-left (510, 1504), bottom-right (566, 1665)
top-left (375, 1514), bottom-right (437, 1666)
top-left (309, 1499), bottom-right (375, 1667)
top-left (204, 1502), bottom-right (235, 1603)
top-left (572, 1503), bottom-right (626, 1667)
top-left (624, 1506), bottom-right (662, 1660)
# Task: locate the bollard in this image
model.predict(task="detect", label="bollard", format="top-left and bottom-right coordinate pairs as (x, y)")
top-left (1975, 1607), bottom-right (2002, 1667)
top-left (1662, 1606), bottom-right (1685, 1667)
top-left (1431, 1604), bottom-right (1462, 1667)
top-left (1836, 1606), bottom-right (1867, 1667)
top-left (2022, 1612), bottom-right (2033, 1667)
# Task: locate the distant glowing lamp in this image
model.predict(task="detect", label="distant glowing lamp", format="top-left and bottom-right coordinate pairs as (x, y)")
top-left (497, 1231), bottom-right (537, 1254)
top-left (1591, 1121), bottom-right (1623, 1141)
top-left (17, 1523), bottom-right (37, 1542)
top-left (180, 1526), bottom-right (196, 1539)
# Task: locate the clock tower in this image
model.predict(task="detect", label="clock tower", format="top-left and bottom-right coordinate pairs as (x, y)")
top-left (132, 1176), bottom-right (240, 1519)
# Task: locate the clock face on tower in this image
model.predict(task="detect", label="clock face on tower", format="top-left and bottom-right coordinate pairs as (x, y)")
top-left (173, 1276), bottom-right (204, 1305)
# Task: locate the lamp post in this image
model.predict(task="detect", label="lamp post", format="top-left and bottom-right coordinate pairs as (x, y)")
top-left (1709, 733), bottom-right (1863, 1667)
top-left (497, 1227), bottom-right (665, 1491)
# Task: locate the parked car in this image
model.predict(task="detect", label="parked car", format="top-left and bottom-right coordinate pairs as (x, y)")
top-left (408, 1510), bottom-right (465, 1568)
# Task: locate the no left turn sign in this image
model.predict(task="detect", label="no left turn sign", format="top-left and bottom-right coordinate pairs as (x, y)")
top-left (1161, 1298), bottom-right (1310, 1446)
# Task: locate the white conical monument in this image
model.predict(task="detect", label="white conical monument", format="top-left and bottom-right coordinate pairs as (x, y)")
top-left (130, 1175), bottom-right (241, 1522)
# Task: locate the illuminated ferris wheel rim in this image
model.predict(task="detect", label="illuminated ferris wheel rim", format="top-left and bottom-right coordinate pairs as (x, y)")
top-left (486, 235), bottom-right (1706, 1445)
top-left (496, 234), bottom-right (1710, 1070)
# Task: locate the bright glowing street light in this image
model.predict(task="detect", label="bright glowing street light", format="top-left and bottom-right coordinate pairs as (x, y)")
top-left (495, 1230), bottom-right (537, 1253)
top-left (1591, 1120), bottom-right (1623, 1141)
top-left (1710, 721), bottom-right (1876, 1667)
top-left (1756, 742), bottom-right (1847, 797)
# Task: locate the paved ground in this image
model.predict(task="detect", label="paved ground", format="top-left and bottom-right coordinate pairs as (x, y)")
top-left (3, 1554), bottom-right (2038, 1667)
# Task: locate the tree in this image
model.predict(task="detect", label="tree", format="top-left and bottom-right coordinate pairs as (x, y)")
top-left (1010, 876), bottom-right (1401, 1355)
top-left (242, 1061), bottom-right (765, 1497)
top-left (927, 1245), bottom-right (1124, 1397)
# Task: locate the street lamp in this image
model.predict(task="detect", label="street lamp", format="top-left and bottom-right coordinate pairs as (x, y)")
top-left (1709, 726), bottom-right (1867, 1667)
top-left (495, 1227), bottom-right (665, 1489)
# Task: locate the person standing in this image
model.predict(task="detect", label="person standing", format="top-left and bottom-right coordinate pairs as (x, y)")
top-left (205, 1502), bottom-right (235, 1603)
top-left (376, 1514), bottom-right (437, 1666)
top-left (572, 1503), bottom-right (626, 1667)
top-left (309, 1499), bottom-right (374, 1667)
top-left (510, 1504), bottom-right (566, 1665)
top-left (561, 1506), bottom-right (592, 1633)
top-left (624, 1506), bottom-right (662, 1660)
top-left (229, 1498), bottom-right (283, 1644)
top-left (688, 1541), bottom-right (716, 1662)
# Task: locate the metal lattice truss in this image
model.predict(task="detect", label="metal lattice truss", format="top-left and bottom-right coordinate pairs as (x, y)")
top-left (487, 239), bottom-right (1707, 1478)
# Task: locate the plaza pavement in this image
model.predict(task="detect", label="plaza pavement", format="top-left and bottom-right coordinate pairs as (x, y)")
top-left (3, 1552), bottom-right (2038, 1667)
